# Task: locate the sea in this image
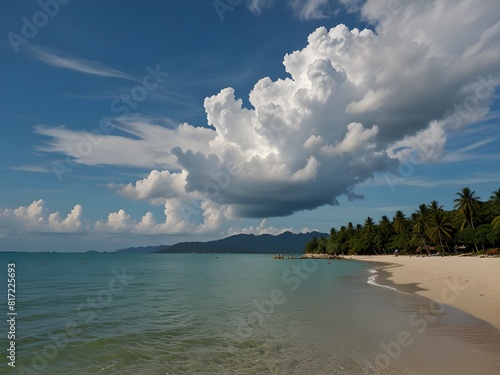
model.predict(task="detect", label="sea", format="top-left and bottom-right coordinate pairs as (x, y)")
top-left (1, 252), bottom-right (499, 375)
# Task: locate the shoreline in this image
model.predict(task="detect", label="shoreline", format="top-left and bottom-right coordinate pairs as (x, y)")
top-left (351, 255), bottom-right (500, 330)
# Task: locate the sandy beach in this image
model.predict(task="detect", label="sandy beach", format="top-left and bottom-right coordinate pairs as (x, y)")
top-left (352, 255), bottom-right (500, 330)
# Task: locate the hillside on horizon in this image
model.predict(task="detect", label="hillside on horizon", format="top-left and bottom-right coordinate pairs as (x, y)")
top-left (115, 231), bottom-right (327, 254)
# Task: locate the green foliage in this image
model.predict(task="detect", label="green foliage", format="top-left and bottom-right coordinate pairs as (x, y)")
top-left (304, 186), bottom-right (500, 255)
top-left (453, 187), bottom-right (481, 230)
top-left (486, 228), bottom-right (500, 247)
top-left (456, 227), bottom-right (475, 246)
top-left (474, 224), bottom-right (492, 249)
top-left (493, 216), bottom-right (500, 230)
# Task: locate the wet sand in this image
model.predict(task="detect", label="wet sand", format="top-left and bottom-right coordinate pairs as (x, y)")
top-left (352, 255), bottom-right (500, 330)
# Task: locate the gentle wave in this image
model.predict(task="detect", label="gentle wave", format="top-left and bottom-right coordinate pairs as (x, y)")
top-left (367, 268), bottom-right (399, 292)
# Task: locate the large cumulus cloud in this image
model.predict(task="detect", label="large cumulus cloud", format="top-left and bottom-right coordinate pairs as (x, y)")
top-left (37, 0), bottom-right (500, 232)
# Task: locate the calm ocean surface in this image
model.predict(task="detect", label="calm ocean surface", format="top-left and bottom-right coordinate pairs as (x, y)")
top-left (1, 252), bottom-right (499, 375)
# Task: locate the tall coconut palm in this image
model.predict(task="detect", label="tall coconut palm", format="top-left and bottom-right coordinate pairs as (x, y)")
top-left (454, 187), bottom-right (482, 252)
top-left (347, 222), bottom-right (355, 235)
top-left (428, 200), bottom-right (443, 213)
top-left (490, 189), bottom-right (500, 206)
top-left (490, 189), bottom-right (500, 228)
top-left (379, 215), bottom-right (392, 235)
top-left (453, 187), bottom-right (481, 230)
top-left (356, 223), bottom-right (363, 233)
top-left (393, 210), bottom-right (411, 249)
top-left (413, 204), bottom-right (430, 255)
top-left (376, 216), bottom-right (392, 254)
top-left (392, 210), bottom-right (407, 235)
top-left (364, 217), bottom-right (375, 234)
top-left (426, 210), bottom-right (453, 254)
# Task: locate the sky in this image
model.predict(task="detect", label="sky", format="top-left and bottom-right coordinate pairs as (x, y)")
top-left (0, 0), bottom-right (499, 252)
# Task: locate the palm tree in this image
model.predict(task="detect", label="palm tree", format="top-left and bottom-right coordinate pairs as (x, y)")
top-left (356, 223), bottom-right (363, 233)
top-left (490, 189), bottom-right (500, 206)
top-left (392, 210), bottom-right (407, 235)
top-left (379, 215), bottom-right (392, 235)
top-left (347, 222), bottom-right (355, 235)
top-left (453, 187), bottom-right (481, 230)
top-left (454, 187), bottom-right (482, 252)
top-left (375, 216), bottom-right (392, 254)
top-left (426, 210), bottom-right (453, 254)
top-left (393, 210), bottom-right (411, 251)
top-left (428, 200), bottom-right (443, 213)
top-left (490, 189), bottom-right (500, 229)
top-left (413, 204), bottom-right (430, 255)
top-left (364, 217), bottom-right (375, 234)
top-left (493, 216), bottom-right (500, 230)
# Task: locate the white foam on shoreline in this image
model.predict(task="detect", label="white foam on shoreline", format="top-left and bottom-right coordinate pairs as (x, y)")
top-left (367, 268), bottom-right (399, 292)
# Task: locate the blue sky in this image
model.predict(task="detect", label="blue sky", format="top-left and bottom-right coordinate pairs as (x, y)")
top-left (1, 0), bottom-right (499, 252)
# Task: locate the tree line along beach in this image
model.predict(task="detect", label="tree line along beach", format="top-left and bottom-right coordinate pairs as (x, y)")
top-left (298, 186), bottom-right (500, 331)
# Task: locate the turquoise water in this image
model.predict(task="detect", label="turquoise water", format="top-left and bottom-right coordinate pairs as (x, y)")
top-left (1, 253), bottom-right (499, 374)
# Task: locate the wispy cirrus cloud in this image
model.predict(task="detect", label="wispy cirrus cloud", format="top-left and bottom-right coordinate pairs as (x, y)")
top-left (11, 165), bottom-right (51, 173)
top-left (247, 0), bottom-right (343, 20)
top-left (370, 173), bottom-right (500, 188)
top-left (247, 0), bottom-right (274, 14)
top-left (33, 115), bottom-right (216, 169)
top-left (441, 137), bottom-right (499, 163)
top-left (25, 45), bottom-right (138, 81)
top-left (289, 0), bottom-right (336, 20)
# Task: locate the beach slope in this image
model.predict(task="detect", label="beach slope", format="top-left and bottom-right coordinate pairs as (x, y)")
top-left (353, 255), bottom-right (500, 330)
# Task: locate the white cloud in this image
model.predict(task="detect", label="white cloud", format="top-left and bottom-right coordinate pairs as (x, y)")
top-left (111, 169), bottom-right (189, 204)
top-left (303, 134), bottom-right (324, 149)
top-left (0, 200), bottom-right (315, 238)
top-left (0, 199), bottom-right (222, 236)
top-left (384, 173), bottom-right (500, 188)
top-left (387, 121), bottom-right (446, 163)
top-left (35, 116), bottom-right (216, 169)
top-left (247, 0), bottom-right (359, 20)
top-left (48, 205), bottom-right (83, 232)
top-left (26, 45), bottom-right (137, 81)
top-left (0, 200), bottom-right (84, 233)
top-left (93, 198), bottom-right (230, 235)
top-left (321, 122), bottom-right (379, 156)
top-left (11, 165), bottom-right (51, 173)
top-left (289, 0), bottom-right (337, 20)
top-left (95, 209), bottom-right (134, 232)
top-left (34, 0), bottom-right (500, 233)
top-left (228, 218), bottom-right (296, 236)
top-left (246, 0), bottom-right (275, 14)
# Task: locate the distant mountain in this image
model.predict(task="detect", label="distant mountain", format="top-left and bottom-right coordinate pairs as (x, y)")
top-left (156, 231), bottom-right (327, 254)
top-left (116, 245), bottom-right (170, 254)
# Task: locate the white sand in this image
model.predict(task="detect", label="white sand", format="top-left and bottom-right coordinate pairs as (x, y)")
top-left (352, 255), bottom-right (500, 330)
